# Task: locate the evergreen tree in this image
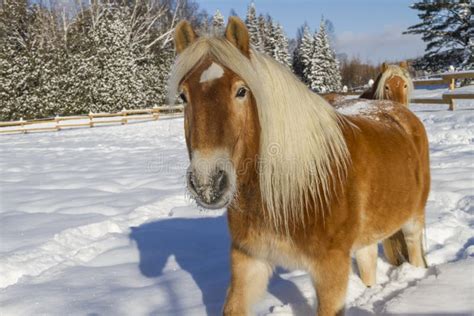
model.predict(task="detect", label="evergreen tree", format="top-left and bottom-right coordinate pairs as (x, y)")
top-left (0, 0), bottom-right (178, 120)
top-left (308, 28), bottom-right (324, 92)
top-left (257, 14), bottom-right (270, 53)
top-left (260, 15), bottom-right (290, 67)
top-left (212, 9), bottom-right (225, 35)
top-left (307, 20), bottom-right (342, 93)
top-left (293, 23), bottom-right (313, 83)
top-left (245, 2), bottom-right (261, 50)
top-left (404, 0), bottom-right (473, 72)
top-left (272, 23), bottom-right (291, 68)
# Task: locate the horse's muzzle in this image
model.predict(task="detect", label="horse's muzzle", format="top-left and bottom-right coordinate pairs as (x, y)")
top-left (187, 167), bottom-right (232, 209)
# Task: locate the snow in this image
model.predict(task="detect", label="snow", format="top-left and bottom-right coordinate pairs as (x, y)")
top-left (335, 100), bottom-right (391, 117)
top-left (1, 102), bottom-right (473, 315)
top-left (444, 85), bottom-right (474, 96)
top-left (412, 87), bottom-right (450, 100)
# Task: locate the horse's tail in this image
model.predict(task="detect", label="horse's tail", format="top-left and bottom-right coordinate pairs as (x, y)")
top-left (383, 229), bottom-right (428, 268)
top-left (382, 230), bottom-right (409, 266)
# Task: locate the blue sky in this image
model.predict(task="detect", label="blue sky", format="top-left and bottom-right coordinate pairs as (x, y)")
top-left (196, 0), bottom-right (426, 63)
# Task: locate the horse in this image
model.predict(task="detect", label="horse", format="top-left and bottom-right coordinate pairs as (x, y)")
top-left (323, 62), bottom-right (413, 107)
top-left (359, 62), bottom-right (414, 106)
top-left (170, 17), bottom-right (430, 316)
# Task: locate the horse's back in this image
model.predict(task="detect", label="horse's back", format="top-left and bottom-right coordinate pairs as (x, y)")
top-left (336, 98), bottom-right (428, 157)
top-left (335, 99), bottom-right (430, 247)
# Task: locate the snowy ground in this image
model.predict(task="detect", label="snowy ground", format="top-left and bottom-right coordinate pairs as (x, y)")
top-left (1, 102), bottom-right (473, 315)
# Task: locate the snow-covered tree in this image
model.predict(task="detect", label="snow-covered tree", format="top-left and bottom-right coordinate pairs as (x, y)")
top-left (245, 2), bottom-right (261, 50)
top-left (212, 10), bottom-right (225, 35)
top-left (404, 0), bottom-right (473, 72)
top-left (257, 14), bottom-right (270, 53)
top-left (307, 29), bottom-right (324, 92)
top-left (258, 16), bottom-right (290, 67)
top-left (272, 23), bottom-right (291, 68)
top-left (293, 23), bottom-right (313, 83)
top-left (307, 20), bottom-right (342, 93)
top-left (0, 0), bottom-right (179, 121)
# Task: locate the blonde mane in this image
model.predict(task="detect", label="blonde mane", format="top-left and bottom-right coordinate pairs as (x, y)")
top-left (169, 37), bottom-right (349, 231)
top-left (374, 65), bottom-right (413, 100)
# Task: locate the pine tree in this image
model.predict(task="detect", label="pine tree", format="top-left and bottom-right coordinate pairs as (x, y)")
top-left (212, 10), bottom-right (225, 35)
top-left (308, 28), bottom-right (325, 92)
top-left (257, 14), bottom-right (270, 53)
top-left (404, 0), bottom-right (473, 72)
top-left (273, 23), bottom-right (291, 68)
top-left (293, 23), bottom-right (313, 83)
top-left (307, 20), bottom-right (342, 93)
top-left (245, 2), bottom-right (261, 50)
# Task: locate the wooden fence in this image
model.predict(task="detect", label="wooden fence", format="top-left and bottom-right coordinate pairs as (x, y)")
top-left (411, 70), bottom-right (474, 110)
top-left (0, 105), bottom-right (184, 135)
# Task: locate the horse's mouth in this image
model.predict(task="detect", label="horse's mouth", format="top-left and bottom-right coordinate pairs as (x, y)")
top-left (187, 183), bottom-right (233, 210)
top-left (193, 195), bottom-right (232, 210)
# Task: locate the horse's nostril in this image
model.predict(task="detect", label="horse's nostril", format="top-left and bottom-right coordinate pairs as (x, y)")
top-left (215, 170), bottom-right (228, 193)
top-left (187, 171), bottom-right (197, 193)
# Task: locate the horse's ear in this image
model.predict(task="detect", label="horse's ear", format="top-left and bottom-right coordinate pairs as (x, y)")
top-left (381, 62), bottom-right (388, 72)
top-left (225, 16), bottom-right (250, 58)
top-left (174, 20), bottom-right (198, 54)
top-left (399, 61), bottom-right (409, 69)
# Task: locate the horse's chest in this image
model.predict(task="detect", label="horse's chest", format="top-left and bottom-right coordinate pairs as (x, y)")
top-left (237, 232), bottom-right (309, 270)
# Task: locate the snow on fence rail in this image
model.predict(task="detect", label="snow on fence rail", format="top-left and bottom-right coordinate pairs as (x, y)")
top-left (0, 105), bottom-right (184, 135)
top-left (411, 70), bottom-right (474, 110)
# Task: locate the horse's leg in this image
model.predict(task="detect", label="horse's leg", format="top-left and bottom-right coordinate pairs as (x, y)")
top-left (402, 216), bottom-right (427, 268)
top-left (311, 249), bottom-right (351, 316)
top-left (355, 243), bottom-right (377, 287)
top-left (223, 245), bottom-right (272, 316)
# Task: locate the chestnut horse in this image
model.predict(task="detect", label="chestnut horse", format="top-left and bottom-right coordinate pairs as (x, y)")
top-left (359, 62), bottom-right (414, 106)
top-left (324, 62), bottom-right (413, 107)
top-left (170, 17), bottom-right (429, 316)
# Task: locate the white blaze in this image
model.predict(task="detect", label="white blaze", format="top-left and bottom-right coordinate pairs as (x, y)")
top-left (199, 63), bottom-right (224, 83)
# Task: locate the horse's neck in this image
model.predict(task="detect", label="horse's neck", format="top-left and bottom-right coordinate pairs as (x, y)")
top-left (359, 88), bottom-right (374, 99)
top-left (360, 73), bottom-right (383, 100)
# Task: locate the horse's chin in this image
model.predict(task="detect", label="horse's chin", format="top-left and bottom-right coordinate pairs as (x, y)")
top-left (194, 196), bottom-right (232, 210)
top-left (190, 188), bottom-right (234, 210)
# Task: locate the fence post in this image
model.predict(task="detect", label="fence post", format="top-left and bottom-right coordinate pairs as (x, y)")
top-left (448, 78), bottom-right (455, 111)
top-left (121, 108), bottom-right (128, 125)
top-left (89, 111), bottom-right (94, 128)
top-left (20, 117), bottom-right (26, 134)
top-left (153, 105), bottom-right (159, 120)
top-left (55, 115), bottom-right (60, 131)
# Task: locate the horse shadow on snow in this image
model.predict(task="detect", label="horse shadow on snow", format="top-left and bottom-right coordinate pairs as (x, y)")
top-left (130, 215), bottom-right (313, 315)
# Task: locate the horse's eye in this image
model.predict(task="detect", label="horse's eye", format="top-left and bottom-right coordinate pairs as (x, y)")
top-left (179, 92), bottom-right (187, 103)
top-left (404, 84), bottom-right (408, 88)
top-left (236, 87), bottom-right (247, 98)
top-left (384, 85), bottom-right (389, 90)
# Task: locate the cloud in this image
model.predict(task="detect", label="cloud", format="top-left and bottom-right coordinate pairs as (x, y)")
top-left (334, 25), bottom-right (426, 63)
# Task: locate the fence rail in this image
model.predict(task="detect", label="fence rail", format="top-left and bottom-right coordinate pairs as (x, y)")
top-left (0, 105), bottom-right (184, 135)
top-left (411, 70), bottom-right (474, 110)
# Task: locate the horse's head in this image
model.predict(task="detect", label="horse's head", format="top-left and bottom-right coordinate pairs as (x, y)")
top-left (376, 62), bottom-right (412, 105)
top-left (172, 18), bottom-right (260, 209)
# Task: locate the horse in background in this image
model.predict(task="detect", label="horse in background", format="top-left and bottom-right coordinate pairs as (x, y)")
top-left (359, 62), bottom-right (414, 106)
top-left (171, 17), bottom-right (429, 316)
top-left (324, 62), bottom-right (414, 107)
